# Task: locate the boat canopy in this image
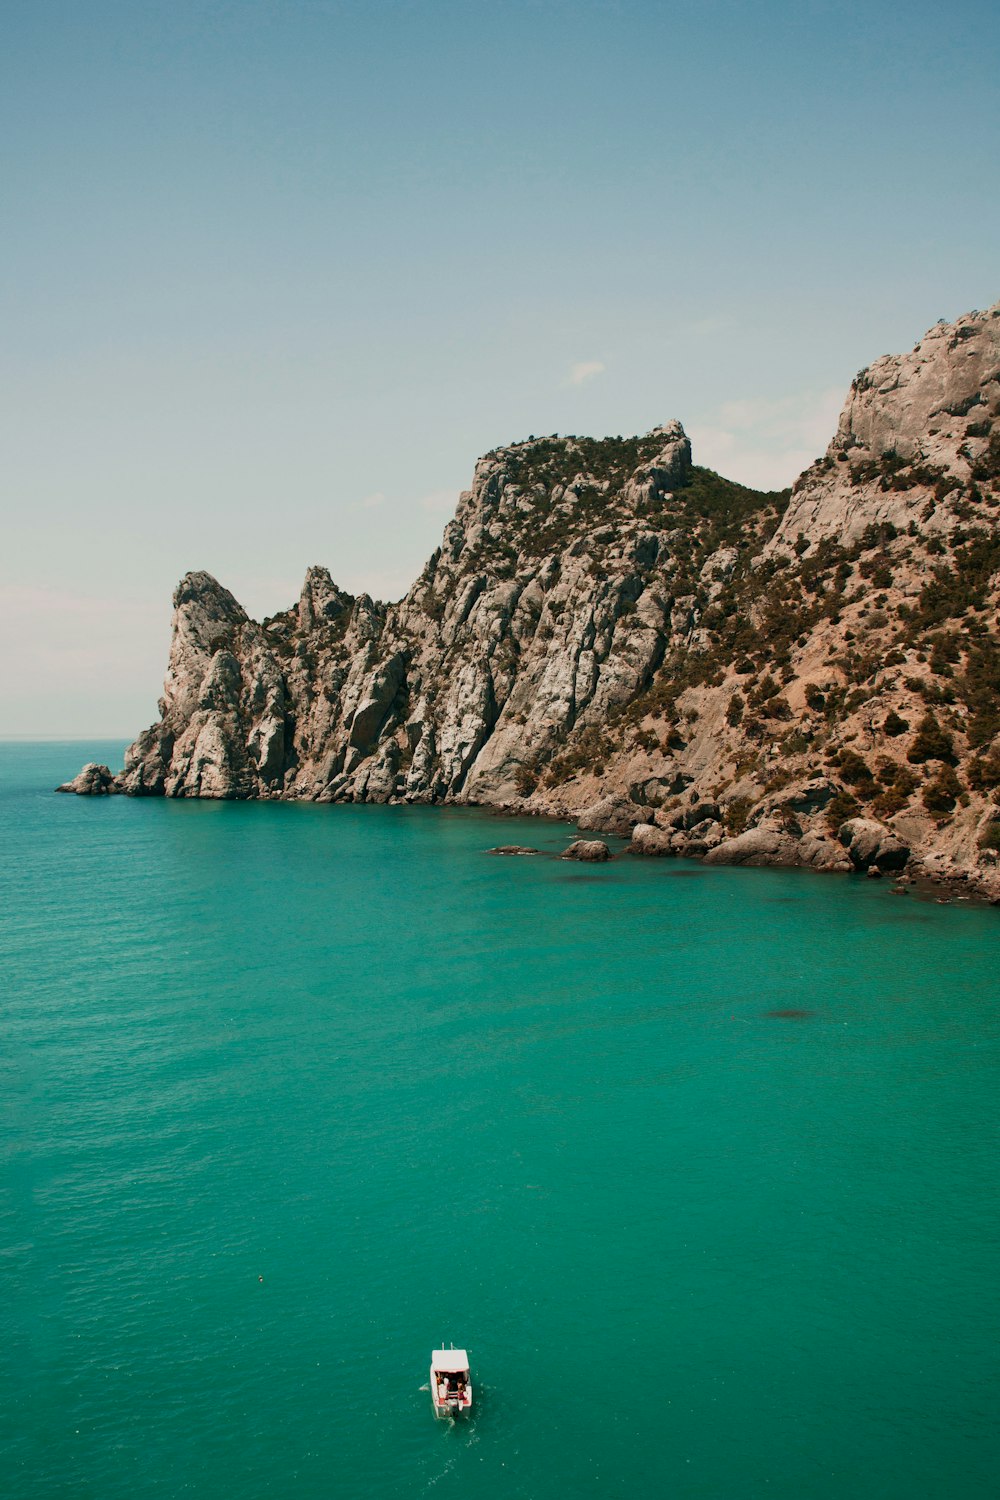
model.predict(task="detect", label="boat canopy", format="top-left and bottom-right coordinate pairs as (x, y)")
top-left (431, 1349), bottom-right (469, 1372)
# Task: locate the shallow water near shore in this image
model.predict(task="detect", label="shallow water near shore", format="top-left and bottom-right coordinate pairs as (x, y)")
top-left (4, 741), bottom-right (999, 1499)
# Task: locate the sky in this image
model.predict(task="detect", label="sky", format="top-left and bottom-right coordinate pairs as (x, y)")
top-left (2, 0), bottom-right (999, 735)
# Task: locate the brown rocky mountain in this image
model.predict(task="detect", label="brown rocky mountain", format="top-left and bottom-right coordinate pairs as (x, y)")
top-left (62, 304), bottom-right (1000, 899)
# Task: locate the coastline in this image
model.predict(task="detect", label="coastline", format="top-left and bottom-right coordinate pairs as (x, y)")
top-left (46, 741), bottom-right (1000, 907)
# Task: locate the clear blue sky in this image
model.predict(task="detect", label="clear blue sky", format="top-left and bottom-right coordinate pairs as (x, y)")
top-left (2, 0), bottom-right (998, 734)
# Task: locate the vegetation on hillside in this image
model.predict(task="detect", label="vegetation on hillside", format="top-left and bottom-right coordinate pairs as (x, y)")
top-left (495, 421), bottom-right (1000, 843)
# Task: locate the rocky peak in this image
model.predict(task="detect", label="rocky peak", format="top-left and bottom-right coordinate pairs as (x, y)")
top-left (161, 571), bottom-right (249, 720)
top-left (839, 307), bottom-right (999, 466)
top-left (297, 565), bottom-right (353, 634)
top-left (436, 423), bottom-right (697, 577)
top-left (769, 302), bottom-right (1000, 555)
top-left (172, 570), bottom-right (247, 637)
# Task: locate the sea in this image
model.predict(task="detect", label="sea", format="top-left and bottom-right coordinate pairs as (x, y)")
top-left (3, 740), bottom-right (999, 1499)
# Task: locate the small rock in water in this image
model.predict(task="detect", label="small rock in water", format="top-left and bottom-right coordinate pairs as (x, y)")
top-left (562, 839), bottom-right (611, 863)
top-left (55, 763), bottom-right (119, 796)
top-left (765, 1008), bottom-right (814, 1020)
top-left (487, 845), bottom-right (539, 856)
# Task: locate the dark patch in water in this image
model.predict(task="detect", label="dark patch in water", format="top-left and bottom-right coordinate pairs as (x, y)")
top-left (661, 869), bottom-right (705, 877)
top-left (765, 1008), bottom-right (814, 1020)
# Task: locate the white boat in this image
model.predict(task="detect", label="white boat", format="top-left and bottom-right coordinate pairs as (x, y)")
top-left (430, 1347), bottom-right (472, 1417)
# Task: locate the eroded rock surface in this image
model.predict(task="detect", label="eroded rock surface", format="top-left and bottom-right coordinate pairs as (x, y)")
top-left (562, 840), bottom-right (612, 862)
top-left (768, 305), bottom-right (1000, 555)
top-left (56, 763), bottom-right (118, 795)
top-left (838, 818), bottom-right (911, 872)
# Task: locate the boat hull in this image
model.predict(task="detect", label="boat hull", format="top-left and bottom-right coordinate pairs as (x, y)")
top-left (432, 1397), bottom-right (472, 1419)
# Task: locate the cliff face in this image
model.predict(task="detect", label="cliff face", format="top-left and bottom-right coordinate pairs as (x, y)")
top-left (62, 304), bottom-right (1000, 899)
top-left (113, 420), bottom-right (718, 808)
top-left (768, 308), bottom-right (1000, 554)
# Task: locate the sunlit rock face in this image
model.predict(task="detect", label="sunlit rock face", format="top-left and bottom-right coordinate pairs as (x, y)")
top-left (767, 305), bottom-right (1000, 555)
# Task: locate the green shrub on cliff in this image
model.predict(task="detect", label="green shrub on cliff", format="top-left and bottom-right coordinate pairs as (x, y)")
top-left (970, 431), bottom-right (1000, 482)
top-left (957, 640), bottom-right (1000, 747)
top-left (544, 724), bottom-right (616, 787)
top-left (503, 433), bottom-right (665, 495)
top-left (514, 762), bottom-right (539, 796)
top-left (907, 532), bottom-right (1000, 629)
top-left (907, 712), bottom-right (955, 764)
top-left (922, 765), bottom-right (963, 813)
top-left (978, 819), bottom-right (1000, 851)
top-left (967, 753), bottom-right (1000, 792)
top-left (836, 749), bottom-right (876, 788)
top-left (929, 632), bottom-right (961, 675)
top-left (873, 784), bottom-right (913, 818)
top-left (724, 796), bottom-right (752, 834)
top-left (825, 791), bottom-right (861, 832)
top-left (673, 467), bottom-right (790, 544)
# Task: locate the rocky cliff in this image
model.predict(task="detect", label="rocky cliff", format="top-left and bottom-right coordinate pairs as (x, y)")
top-left (62, 304), bottom-right (1000, 900)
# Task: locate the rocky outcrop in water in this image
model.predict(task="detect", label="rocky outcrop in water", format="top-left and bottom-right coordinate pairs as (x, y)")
top-left (562, 839), bottom-right (612, 863)
top-left (65, 305), bottom-right (1000, 900)
top-left (56, 763), bottom-right (119, 795)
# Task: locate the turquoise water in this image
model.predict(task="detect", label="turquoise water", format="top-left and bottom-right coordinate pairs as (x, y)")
top-left (3, 741), bottom-right (999, 1499)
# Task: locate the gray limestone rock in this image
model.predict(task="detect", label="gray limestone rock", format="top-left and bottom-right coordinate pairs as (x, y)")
top-left (781, 778), bottom-right (837, 816)
top-left (768, 305), bottom-right (1000, 556)
top-left (629, 822), bottom-right (675, 856)
top-left (703, 827), bottom-right (801, 868)
top-left (629, 769), bottom-right (691, 804)
top-left (838, 818), bottom-right (910, 872)
top-left (798, 832), bottom-right (853, 873)
top-left (56, 763), bottom-right (119, 795)
top-left (681, 800), bottom-right (721, 830)
top-left (577, 796), bottom-right (652, 837)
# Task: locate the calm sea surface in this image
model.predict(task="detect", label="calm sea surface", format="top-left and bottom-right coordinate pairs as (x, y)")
top-left (3, 741), bottom-right (999, 1499)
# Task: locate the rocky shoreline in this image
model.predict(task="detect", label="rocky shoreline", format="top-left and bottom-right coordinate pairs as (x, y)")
top-left (59, 760), bottom-right (997, 905)
top-left (60, 303), bottom-right (1000, 905)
